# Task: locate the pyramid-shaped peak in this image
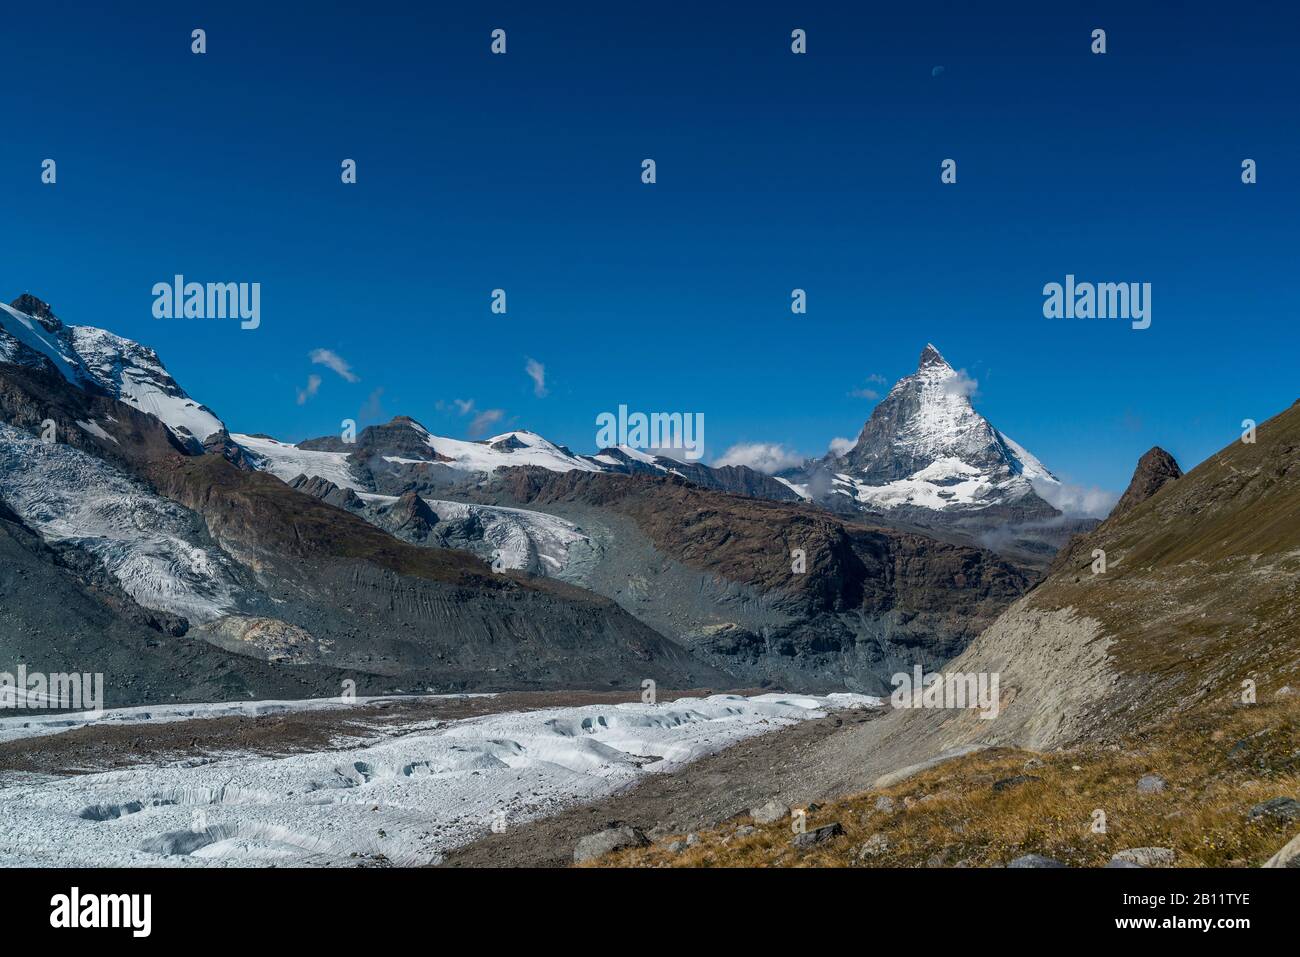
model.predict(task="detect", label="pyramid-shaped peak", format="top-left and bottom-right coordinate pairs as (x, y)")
top-left (918, 343), bottom-right (951, 371)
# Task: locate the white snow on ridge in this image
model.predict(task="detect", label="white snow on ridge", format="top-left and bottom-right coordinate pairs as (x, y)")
top-left (69, 325), bottom-right (226, 446)
top-left (0, 692), bottom-right (879, 867)
top-left (0, 302), bottom-right (86, 383)
top-left (997, 431), bottom-right (1058, 485)
top-left (0, 301), bottom-right (226, 446)
top-left (412, 422), bottom-right (603, 474)
top-left (773, 476), bottom-right (811, 500)
top-left (0, 423), bottom-right (243, 622)
top-left (232, 433), bottom-right (364, 490)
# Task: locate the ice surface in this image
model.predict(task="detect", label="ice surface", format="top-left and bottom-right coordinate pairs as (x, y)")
top-left (232, 433), bottom-right (364, 490)
top-left (0, 692), bottom-right (879, 867)
top-left (0, 423), bottom-right (243, 621)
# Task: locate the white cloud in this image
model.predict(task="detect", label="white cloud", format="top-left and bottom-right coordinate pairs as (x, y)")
top-left (942, 369), bottom-right (980, 400)
top-left (525, 357), bottom-right (547, 398)
top-left (849, 373), bottom-right (887, 400)
top-left (468, 408), bottom-right (505, 437)
top-left (309, 348), bottom-right (359, 383)
top-left (296, 374), bottom-right (322, 405)
top-left (714, 442), bottom-right (802, 475)
top-left (359, 387), bottom-right (384, 423)
top-left (828, 436), bottom-right (856, 457)
top-left (1032, 479), bottom-right (1118, 519)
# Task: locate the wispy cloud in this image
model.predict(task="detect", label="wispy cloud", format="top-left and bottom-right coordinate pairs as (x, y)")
top-left (849, 373), bottom-right (887, 400)
top-left (525, 357), bottom-right (547, 398)
top-left (296, 374), bottom-right (322, 405)
top-left (827, 436), bottom-right (856, 457)
top-left (359, 387), bottom-right (385, 423)
top-left (1032, 479), bottom-right (1118, 519)
top-left (444, 397), bottom-right (506, 438)
top-left (714, 442), bottom-right (802, 475)
top-left (309, 348), bottom-right (360, 383)
top-left (468, 408), bottom-right (505, 437)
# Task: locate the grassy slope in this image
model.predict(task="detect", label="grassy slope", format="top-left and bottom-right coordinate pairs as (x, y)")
top-left (1034, 400), bottom-right (1300, 736)
top-left (593, 694), bottom-right (1300, 868)
top-left (590, 402), bottom-right (1300, 867)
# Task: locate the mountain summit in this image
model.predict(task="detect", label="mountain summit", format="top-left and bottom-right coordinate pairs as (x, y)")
top-left (0, 294), bottom-right (225, 450)
top-left (783, 344), bottom-right (1058, 517)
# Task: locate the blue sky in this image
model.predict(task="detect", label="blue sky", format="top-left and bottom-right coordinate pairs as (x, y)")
top-left (4, 1), bottom-right (1297, 495)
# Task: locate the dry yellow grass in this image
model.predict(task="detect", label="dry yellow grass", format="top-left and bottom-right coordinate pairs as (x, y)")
top-left (588, 691), bottom-right (1300, 868)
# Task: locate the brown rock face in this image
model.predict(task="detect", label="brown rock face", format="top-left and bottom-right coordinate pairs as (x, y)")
top-left (1110, 447), bottom-right (1182, 519)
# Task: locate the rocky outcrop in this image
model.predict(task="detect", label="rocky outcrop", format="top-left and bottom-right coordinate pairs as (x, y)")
top-left (371, 490), bottom-right (439, 542)
top-left (288, 473), bottom-right (365, 510)
top-left (203, 429), bottom-right (258, 470)
top-left (1109, 447), bottom-right (1182, 519)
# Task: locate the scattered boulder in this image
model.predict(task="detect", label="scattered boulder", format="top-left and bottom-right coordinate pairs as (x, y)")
top-left (685, 832), bottom-right (700, 847)
top-left (1023, 758), bottom-right (1044, 770)
top-left (857, 833), bottom-right (889, 860)
top-left (1136, 774), bottom-right (1167, 794)
top-left (1110, 847), bottom-right (1176, 868)
top-left (874, 795), bottom-right (896, 813)
top-left (666, 840), bottom-right (687, 854)
top-left (735, 825), bottom-right (755, 838)
top-left (1277, 686), bottom-right (1295, 698)
top-left (1247, 797), bottom-right (1300, 825)
top-left (1007, 854), bottom-right (1067, 868)
top-left (573, 825), bottom-right (649, 863)
top-left (792, 822), bottom-right (844, 849)
top-left (751, 799), bottom-right (789, 825)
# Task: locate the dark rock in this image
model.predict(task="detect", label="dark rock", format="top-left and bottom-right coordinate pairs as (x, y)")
top-left (993, 774), bottom-right (1042, 792)
top-left (1109, 448), bottom-right (1183, 520)
top-left (1247, 797), bottom-right (1300, 824)
top-left (792, 822), bottom-right (844, 849)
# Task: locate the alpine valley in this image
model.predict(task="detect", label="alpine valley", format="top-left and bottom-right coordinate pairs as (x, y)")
top-left (3, 292), bottom-right (1298, 873)
top-left (1, 294), bottom-right (1071, 701)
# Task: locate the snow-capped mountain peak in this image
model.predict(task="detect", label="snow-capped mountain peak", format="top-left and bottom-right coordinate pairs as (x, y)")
top-left (0, 295), bottom-right (225, 450)
top-left (797, 344), bottom-right (1059, 514)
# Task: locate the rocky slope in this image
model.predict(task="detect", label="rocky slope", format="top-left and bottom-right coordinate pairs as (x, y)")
top-left (466, 467), bottom-right (1034, 692)
top-left (0, 300), bottom-right (731, 697)
top-left (812, 398), bottom-right (1300, 785)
